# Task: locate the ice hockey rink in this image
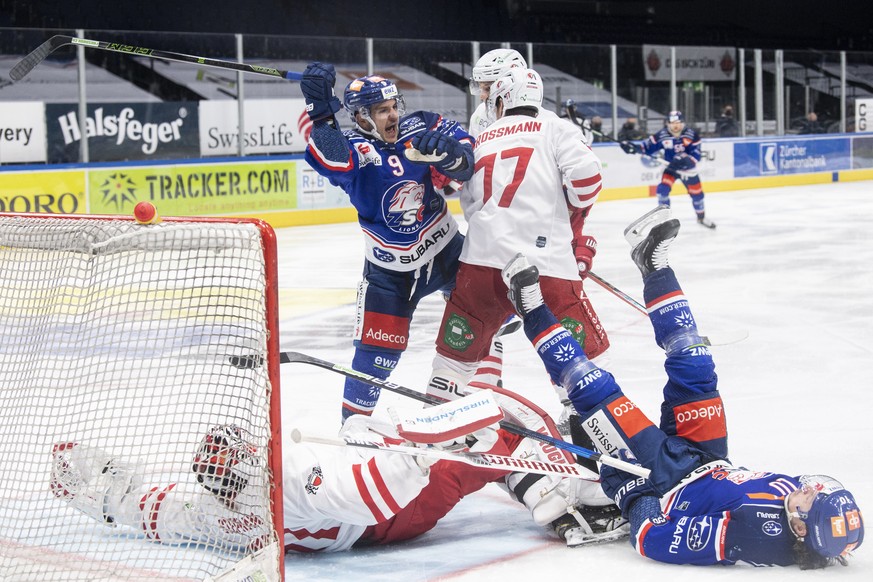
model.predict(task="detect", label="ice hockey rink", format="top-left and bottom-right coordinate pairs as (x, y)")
top-left (279, 180), bottom-right (872, 581)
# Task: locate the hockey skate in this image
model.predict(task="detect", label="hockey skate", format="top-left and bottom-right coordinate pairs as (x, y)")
top-left (501, 253), bottom-right (543, 317)
top-left (552, 504), bottom-right (629, 547)
top-left (625, 209), bottom-right (681, 277)
top-left (623, 205), bottom-right (672, 247)
top-left (50, 441), bottom-right (140, 524)
top-left (696, 213), bottom-right (717, 229)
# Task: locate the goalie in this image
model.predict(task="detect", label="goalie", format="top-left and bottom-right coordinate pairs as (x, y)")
top-left (50, 389), bottom-right (626, 554)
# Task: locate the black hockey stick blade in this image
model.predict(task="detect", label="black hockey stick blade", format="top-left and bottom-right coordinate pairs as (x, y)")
top-left (9, 35), bottom-right (73, 82)
top-left (231, 350), bottom-right (650, 477)
top-left (9, 35), bottom-right (303, 83)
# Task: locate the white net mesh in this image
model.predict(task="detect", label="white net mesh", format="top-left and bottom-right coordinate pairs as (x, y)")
top-left (0, 216), bottom-right (280, 581)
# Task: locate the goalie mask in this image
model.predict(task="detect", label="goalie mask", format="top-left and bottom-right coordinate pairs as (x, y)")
top-left (486, 68), bottom-right (543, 121)
top-left (469, 48), bottom-right (527, 95)
top-left (343, 75), bottom-right (406, 142)
top-left (787, 475), bottom-right (864, 561)
top-left (193, 424), bottom-right (261, 501)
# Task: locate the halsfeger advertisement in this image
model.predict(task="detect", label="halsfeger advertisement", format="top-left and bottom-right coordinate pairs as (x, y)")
top-left (45, 102), bottom-right (200, 163)
top-left (0, 102), bottom-right (47, 164)
top-left (199, 98), bottom-right (310, 156)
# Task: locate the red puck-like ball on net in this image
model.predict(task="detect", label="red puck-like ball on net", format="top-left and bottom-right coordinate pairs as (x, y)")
top-left (133, 201), bottom-right (160, 224)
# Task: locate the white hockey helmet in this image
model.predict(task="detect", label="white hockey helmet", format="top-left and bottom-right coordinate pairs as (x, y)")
top-left (469, 48), bottom-right (528, 95)
top-left (486, 68), bottom-right (543, 120)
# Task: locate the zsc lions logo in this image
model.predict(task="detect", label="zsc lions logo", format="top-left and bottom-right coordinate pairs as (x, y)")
top-left (305, 465), bottom-right (324, 495)
top-left (384, 180), bottom-right (425, 233)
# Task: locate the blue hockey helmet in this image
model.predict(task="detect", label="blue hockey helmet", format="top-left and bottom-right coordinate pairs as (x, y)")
top-left (667, 110), bottom-right (684, 123)
top-left (343, 75), bottom-right (406, 135)
top-left (790, 475), bottom-right (864, 560)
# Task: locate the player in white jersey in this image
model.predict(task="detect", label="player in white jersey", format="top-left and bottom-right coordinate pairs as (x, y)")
top-left (423, 68), bottom-right (618, 544)
top-left (49, 391), bottom-right (625, 554)
top-left (428, 67), bottom-right (608, 399)
top-left (467, 48), bottom-right (527, 140)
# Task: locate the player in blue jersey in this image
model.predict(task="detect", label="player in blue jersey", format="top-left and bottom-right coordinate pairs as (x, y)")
top-left (499, 206), bottom-right (863, 568)
top-left (620, 111), bottom-right (716, 229)
top-left (299, 62), bottom-right (479, 423)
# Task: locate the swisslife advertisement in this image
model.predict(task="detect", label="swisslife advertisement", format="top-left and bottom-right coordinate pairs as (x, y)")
top-left (198, 98), bottom-right (311, 156)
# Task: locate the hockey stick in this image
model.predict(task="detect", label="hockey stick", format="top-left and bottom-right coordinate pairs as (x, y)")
top-left (9, 35), bottom-right (303, 83)
top-left (231, 351), bottom-right (650, 478)
top-left (587, 271), bottom-right (647, 316)
top-left (586, 271), bottom-right (749, 346)
top-left (292, 429), bottom-right (604, 480)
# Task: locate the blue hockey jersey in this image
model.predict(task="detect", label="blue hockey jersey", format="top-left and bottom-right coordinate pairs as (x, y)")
top-left (634, 462), bottom-right (800, 566)
top-left (641, 126), bottom-right (702, 164)
top-left (304, 111), bottom-right (473, 272)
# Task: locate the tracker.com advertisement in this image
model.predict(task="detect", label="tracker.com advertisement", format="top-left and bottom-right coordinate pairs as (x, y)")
top-left (88, 160), bottom-right (297, 215)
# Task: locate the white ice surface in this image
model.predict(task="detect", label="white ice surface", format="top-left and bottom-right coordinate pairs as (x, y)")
top-left (277, 181), bottom-right (873, 580)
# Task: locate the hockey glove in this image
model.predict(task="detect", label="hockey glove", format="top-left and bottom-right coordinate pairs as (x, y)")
top-left (620, 140), bottom-right (642, 155)
top-left (598, 449), bottom-right (657, 515)
top-left (573, 235), bottom-right (597, 278)
top-left (300, 62), bottom-right (342, 121)
top-left (409, 129), bottom-right (471, 173)
top-left (668, 154), bottom-right (696, 172)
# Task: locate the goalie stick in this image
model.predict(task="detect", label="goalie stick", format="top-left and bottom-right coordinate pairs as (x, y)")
top-left (586, 270), bottom-right (749, 346)
top-left (9, 35), bottom-right (303, 83)
top-left (292, 429), bottom-right (605, 481)
top-left (229, 351), bottom-right (650, 478)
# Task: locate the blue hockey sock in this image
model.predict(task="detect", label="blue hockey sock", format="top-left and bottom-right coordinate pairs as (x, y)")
top-left (642, 267), bottom-right (699, 348)
top-left (522, 305), bottom-right (585, 385)
top-left (690, 193), bottom-right (705, 214)
top-left (341, 349), bottom-right (398, 423)
top-left (656, 183), bottom-right (671, 206)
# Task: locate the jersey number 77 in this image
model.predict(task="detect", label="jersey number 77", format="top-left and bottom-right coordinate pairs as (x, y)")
top-left (474, 147), bottom-right (534, 207)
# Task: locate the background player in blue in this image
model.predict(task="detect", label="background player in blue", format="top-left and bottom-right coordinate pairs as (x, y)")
top-left (620, 111), bottom-right (716, 229)
top-left (299, 62), bottom-right (477, 422)
top-left (499, 207), bottom-right (864, 568)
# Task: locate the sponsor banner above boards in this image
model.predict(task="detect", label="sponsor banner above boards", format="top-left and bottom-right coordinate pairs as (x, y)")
top-left (0, 102), bottom-right (48, 164)
top-left (45, 102), bottom-right (200, 163)
top-left (199, 99), bottom-right (310, 157)
top-left (643, 45), bottom-right (737, 82)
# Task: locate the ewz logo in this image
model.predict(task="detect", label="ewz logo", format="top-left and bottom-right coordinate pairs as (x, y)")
top-left (760, 143), bottom-right (778, 174)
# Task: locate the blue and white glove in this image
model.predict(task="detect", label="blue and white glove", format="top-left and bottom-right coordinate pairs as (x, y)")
top-left (300, 62), bottom-right (341, 121)
top-left (668, 154), bottom-right (696, 172)
top-left (409, 129), bottom-right (470, 173)
top-left (620, 140), bottom-right (642, 155)
top-left (598, 449), bottom-right (657, 515)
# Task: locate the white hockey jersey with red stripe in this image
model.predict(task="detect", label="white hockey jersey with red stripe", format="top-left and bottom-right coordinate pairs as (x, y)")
top-left (281, 440), bottom-right (429, 552)
top-left (459, 107), bottom-right (603, 279)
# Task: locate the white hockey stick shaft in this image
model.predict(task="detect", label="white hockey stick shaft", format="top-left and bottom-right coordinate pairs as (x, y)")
top-left (291, 429), bottom-right (619, 480)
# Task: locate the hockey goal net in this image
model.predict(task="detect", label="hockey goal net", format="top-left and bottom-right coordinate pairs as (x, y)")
top-left (0, 213), bottom-right (283, 581)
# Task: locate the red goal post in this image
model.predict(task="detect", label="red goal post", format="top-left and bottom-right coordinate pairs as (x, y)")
top-left (0, 212), bottom-right (284, 581)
